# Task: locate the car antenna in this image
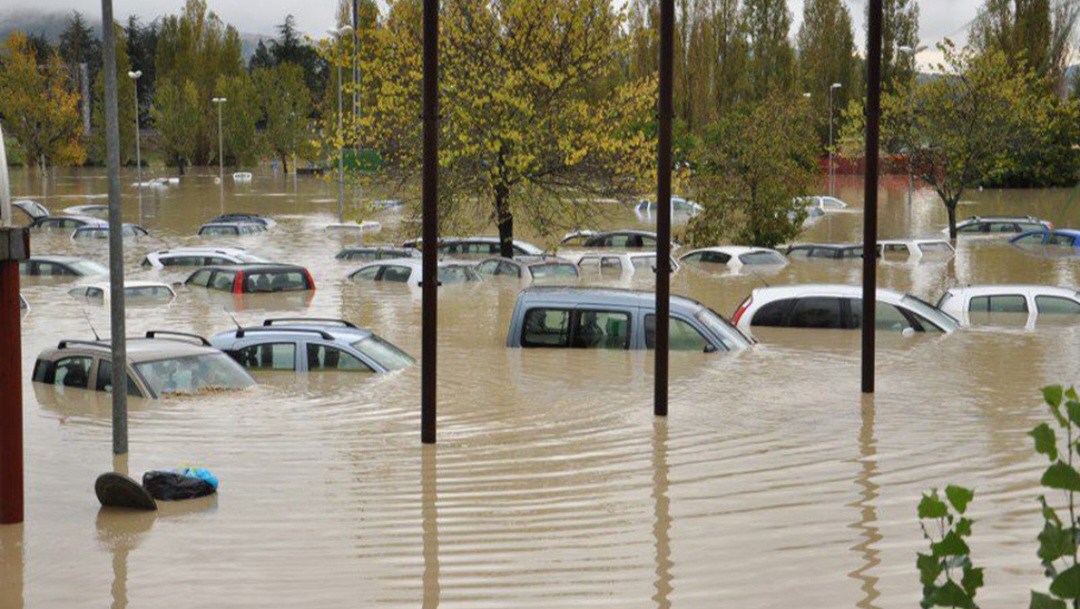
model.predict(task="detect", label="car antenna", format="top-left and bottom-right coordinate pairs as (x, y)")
top-left (80, 308), bottom-right (102, 341)
top-left (223, 307), bottom-right (242, 331)
top-left (747, 270), bottom-right (771, 288)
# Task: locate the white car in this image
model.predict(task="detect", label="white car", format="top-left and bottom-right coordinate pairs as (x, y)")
top-left (68, 281), bottom-right (177, 306)
top-left (402, 236), bottom-right (545, 257)
top-left (731, 284), bottom-right (960, 334)
top-left (348, 258), bottom-right (482, 287)
top-left (634, 196), bottom-right (703, 219)
top-left (679, 246), bottom-right (788, 268)
top-left (936, 285), bottom-right (1080, 327)
top-left (797, 195), bottom-right (850, 211)
top-left (568, 251), bottom-right (680, 277)
top-left (946, 215), bottom-right (1054, 235)
top-left (141, 247), bottom-right (271, 269)
top-left (877, 239), bottom-right (955, 260)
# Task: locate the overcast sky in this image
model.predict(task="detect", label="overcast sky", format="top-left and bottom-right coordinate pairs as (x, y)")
top-left (4, 0), bottom-right (982, 65)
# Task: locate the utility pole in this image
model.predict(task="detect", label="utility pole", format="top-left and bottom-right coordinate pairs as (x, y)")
top-left (421, 0), bottom-right (439, 444)
top-left (861, 0), bottom-right (884, 394)
top-left (829, 82), bottom-right (842, 197)
top-left (654, 0), bottom-right (674, 418)
top-left (212, 97), bottom-right (227, 183)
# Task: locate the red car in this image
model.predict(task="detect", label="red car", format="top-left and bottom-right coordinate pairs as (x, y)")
top-left (185, 264), bottom-right (316, 294)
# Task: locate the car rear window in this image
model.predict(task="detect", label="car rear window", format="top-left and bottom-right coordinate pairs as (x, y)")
top-left (1036, 296), bottom-right (1080, 315)
top-left (210, 270), bottom-right (237, 291)
top-left (244, 270), bottom-right (309, 292)
top-left (740, 251), bottom-right (786, 265)
top-left (201, 225), bottom-right (239, 236)
top-left (530, 263), bottom-right (578, 278)
top-left (187, 269), bottom-right (213, 287)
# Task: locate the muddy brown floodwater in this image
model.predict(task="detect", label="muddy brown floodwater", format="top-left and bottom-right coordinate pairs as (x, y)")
top-left (1, 167), bottom-right (1078, 608)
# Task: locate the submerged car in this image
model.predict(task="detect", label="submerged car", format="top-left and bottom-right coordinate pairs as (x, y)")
top-left (796, 195), bottom-right (850, 211)
top-left (401, 236), bottom-right (544, 257)
top-left (71, 223), bottom-right (150, 240)
top-left (68, 281), bottom-right (177, 306)
top-left (142, 247), bottom-right (271, 269)
top-left (785, 243), bottom-right (865, 260)
top-left (877, 239), bottom-right (955, 260)
top-left (1008, 228), bottom-right (1080, 249)
top-left (210, 318), bottom-right (415, 374)
top-left (948, 215), bottom-right (1053, 235)
top-left (732, 285), bottom-right (959, 334)
top-left (570, 252), bottom-right (681, 277)
top-left (209, 213), bottom-right (277, 228)
top-left (679, 246), bottom-right (788, 268)
top-left (507, 287), bottom-right (752, 351)
top-left (348, 258), bottom-right (481, 287)
top-left (19, 256), bottom-right (108, 278)
top-left (30, 215), bottom-right (102, 230)
top-left (185, 264), bottom-right (316, 294)
top-left (335, 246), bottom-right (420, 262)
top-left (937, 285), bottom-right (1080, 327)
top-left (32, 332), bottom-right (255, 398)
top-left (475, 256), bottom-right (580, 281)
top-left (13, 200), bottom-right (50, 223)
top-left (197, 222), bottom-right (267, 237)
top-left (633, 197), bottom-right (703, 219)
top-left (560, 229), bottom-right (674, 249)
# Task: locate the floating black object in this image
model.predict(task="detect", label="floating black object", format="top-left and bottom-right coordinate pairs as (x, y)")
top-left (95, 473), bottom-right (157, 511)
top-left (142, 471), bottom-right (216, 501)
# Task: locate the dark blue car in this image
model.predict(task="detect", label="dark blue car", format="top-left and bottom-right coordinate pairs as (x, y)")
top-left (1009, 229), bottom-right (1080, 248)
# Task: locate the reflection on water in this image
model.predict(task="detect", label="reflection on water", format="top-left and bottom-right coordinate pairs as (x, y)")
top-left (3, 169), bottom-right (1079, 608)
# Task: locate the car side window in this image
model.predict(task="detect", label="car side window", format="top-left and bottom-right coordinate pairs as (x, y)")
top-left (786, 248), bottom-right (811, 260)
top-left (850, 299), bottom-right (912, 332)
top-left (497, 261), bottom-right (521, 277)
top-left (600, 257), bottom-right (623, 273)
top-left (381, 266), bottom-right (412, 283)
top-left (969, 295), bottom-right (1028, 313)
top-left (306, 344), bottom-right (372, 372)
top-left (86, 288), bottom-right (105, 305)
top-left (352, 266), bottom-right (381, 281)
top-left (234, 343), bottom-right (297, 371)
top-left (958, 223), bottom-right (985, 233)
top-left (54, 356), bottom-right (92, 389)
top-left (476, 260), bottom-right (500, 275)
top-left (1012, 232), bottom-right (1046, 244)
top-left (210, 271), bottom-right (236, 291)
top-left (808, 248), bottom-right (839, 259)
top-left (578, 257), bottom-right (600, 270)
top-left (752, 299), bottom-right (794, 327)
top-left (990, 222), bottom-right (1019, 233)
top-left (740, 252), bottom-right (785, 265)
top-left (787, 297), bottom-right (843, 329)
top-left (572, 310), bottom-right (630, 349)
top-left (96, 360), bottom-right (142, 396)
top-left (644, 315), bottom-right (710, 351)
top-left (187, 269), bottom-right (213, 287)
top-left (699, 251), bottom-right (732, 264)
top-left (1047, 234), bottom-right (1076, 246)
top-left (1036, 296), bottom-right (1080, 315)
top-left (522, 309), bottom-right (571, 347)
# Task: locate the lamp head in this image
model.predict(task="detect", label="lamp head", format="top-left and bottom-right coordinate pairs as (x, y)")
top-left (127, 70), bottom-right (142, 79)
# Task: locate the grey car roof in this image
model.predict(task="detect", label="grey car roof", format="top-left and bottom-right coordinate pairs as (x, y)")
top-left (517, 286), bottom-right (707, 313)
top-left (28, 255), bottom-right (86, 263)
top-left (211, 323), bottom-right (374, 343)
top-left (39, 336), bottom-right (223, 364)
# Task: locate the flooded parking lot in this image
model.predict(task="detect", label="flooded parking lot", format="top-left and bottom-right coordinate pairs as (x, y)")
top-left (2, 168), bottom-right (1079, 608)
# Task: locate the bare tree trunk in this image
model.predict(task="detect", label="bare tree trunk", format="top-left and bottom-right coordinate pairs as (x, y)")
top-left (946, 201), bottom-right (958, 240)
top-left (281, 154), bottom-right (289, 174)
top-left (495, 185), bottom-right (514, 259)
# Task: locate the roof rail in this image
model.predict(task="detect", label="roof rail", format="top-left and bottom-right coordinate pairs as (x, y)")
top-left (144, 330), bottom-right (212, 346)
top-left (57, 339), bottom-right (110, 350)
top-left (262, 317), bottom-right (357, 328)
top-left (236, 327), bottom-right (335, 340)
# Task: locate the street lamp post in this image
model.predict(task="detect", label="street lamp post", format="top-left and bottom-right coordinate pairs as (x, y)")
top-left (828, 82), bottom-right (842, 197)
top-left (328, 25), bottom-right (354, 225)
top-left (212, 97), bottom-right (227, 183)
top-left (127, 71), bottom-right (142, 185)
top-left (897, 45), bottom-right (927, 209)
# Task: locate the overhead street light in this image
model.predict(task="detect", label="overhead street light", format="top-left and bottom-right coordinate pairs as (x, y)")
top-left (127, 71), bottom-right (142, 186)
top-left (829, 82), bottom-right (842, 197)
top-left (212, 97), bottom-right (227, 183)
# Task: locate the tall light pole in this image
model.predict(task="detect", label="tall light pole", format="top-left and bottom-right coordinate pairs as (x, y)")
top-left (897, 45), bottom-right (927, 209)
top-left (328, 25), bottom-right (354, 224)
top-left (212, 97), bottom-right (227, 183)
top-left (127, 70), bottom-right (142, 185)
top-left (829, 82), bottom-right (842, 197)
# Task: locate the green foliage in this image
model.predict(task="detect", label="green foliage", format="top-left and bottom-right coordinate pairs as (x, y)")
top-left (214, 73), bottom-right (259, 167)
top-left (743, 0), bottom-right (796, 100)
top-left (971, 0), bottom-right (1079, 95)
top-left (877, 0), bottom-right (921, 93)
top-left (1031, 384), bottom-right (1080, 609)
top-left (88, 22), bottom-right (136, 166)
top-left (253, 63), bottom-right (313, 171)
top-left (684, 91), bottom-right (817, 249)
top-left (796, 0), bottom-right (861, 146)
top-left (916, 486), bottom-right (983, 609)
top-left (151, 79), bottom-right (203, 172)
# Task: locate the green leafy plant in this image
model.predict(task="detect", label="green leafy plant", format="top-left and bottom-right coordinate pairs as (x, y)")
top-left (917, 485), bottom-right (983, 608)
top-left (1030, 385), bottom-right (1080, 609)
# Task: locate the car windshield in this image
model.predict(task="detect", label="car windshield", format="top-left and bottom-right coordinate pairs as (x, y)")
top-left (352, 336), bottom-right (415, 371)
top-left (135, 353), bottom-right (254, 396)
top-left (740, 251), bottom-right (786, 265)
top-left (75, 229), bottom-right (108, 239)
top-left (695, 307), bottom-right (753, 348)
top-left (68, 260), bottom-right (108, 275)
top-left (530, 263), bottom-right (578, 278)
top-left (901, 295), bottom-right (960, 331)
top-left (201, 226), bottom-right (237, 236)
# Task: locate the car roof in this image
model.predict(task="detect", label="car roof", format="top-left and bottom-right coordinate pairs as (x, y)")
top-left (960, 215), bottom-right (1046, 222)
top-left (356, 258), bottom-right (467, 269)
top-left (36, 214), bottom-right (102, 223)
top-left (193, 263), bottom-right (306, 272)
top-left (28, 255), bottom-right (84, 263)
top-left (589, 229), bottom-right (659, 237)
top-left (152, 246), bottom-right (248, 256)
top-left (1013, 228), bottom-right (1080, 238)
top-left (517, 286), bottom-right (706, 312)
top-left (213, 323), bottom-right (374, 343)
top-left (40, 335), bottom-right (221, 363)
top-left (943, 285), bottom-right (1080, 298)
top-left (199, 221), bottom-right (263, 228)
top-left (878, 238), bottom-right (952, 246)
top-left (77, 280), bottom-right (175, 290)
top-left (749, 283), bottom-right (907, 301)
top-left (72, 222), bottom-right (142, 230)
top-left (683, 246), bottom-right (778, 256)
top-left (788, 243), bottom-right (861, 249)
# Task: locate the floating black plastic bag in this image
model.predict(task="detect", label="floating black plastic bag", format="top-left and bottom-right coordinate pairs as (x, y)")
top-left (142, 471), bottom-right (216, 501)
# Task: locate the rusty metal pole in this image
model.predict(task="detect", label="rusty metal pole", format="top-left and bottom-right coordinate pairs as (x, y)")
top-left (654, 0), bottom-right (673, 417)
top-left (421, 0), bottom-right (439, 444)
top-left (102, 0), bottom-right (130, 453)
top-left (0, 228), bottom-right (28, 524)
top-left (861, 0), bottom-right (883, 394)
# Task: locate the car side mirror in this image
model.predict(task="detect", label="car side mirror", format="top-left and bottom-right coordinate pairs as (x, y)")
top-left (704, 344), bottom-right (719, 354)
top-left (901, 327), bottom-right (916, 338)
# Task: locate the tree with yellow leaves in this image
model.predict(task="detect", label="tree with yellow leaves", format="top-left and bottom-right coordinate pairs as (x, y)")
top-left (325, 0), bottom-right (656, 256)
top-left (0, 31), bottom-right (85, 173)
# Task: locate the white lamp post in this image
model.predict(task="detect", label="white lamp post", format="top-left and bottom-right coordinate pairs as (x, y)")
top-left (328, 25), bottom-right (354, 224)
top-left (211, 97), bottom-right (227, 183)
top-left (127, 70), bottom-right (142, 185)
top-left (828, 82), bottom-right (842, 197)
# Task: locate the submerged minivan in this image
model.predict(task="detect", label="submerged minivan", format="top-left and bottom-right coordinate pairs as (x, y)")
top-left (506, 287), bottom-right (752, 352)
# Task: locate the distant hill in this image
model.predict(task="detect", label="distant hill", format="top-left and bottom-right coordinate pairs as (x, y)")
top-left (0, 8), bottom-right (270, 62)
